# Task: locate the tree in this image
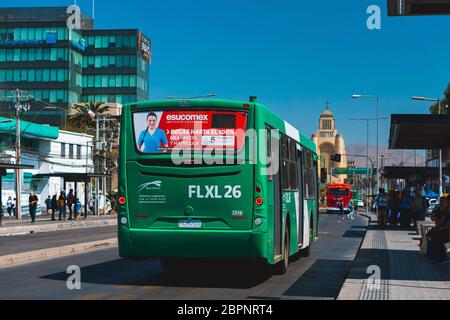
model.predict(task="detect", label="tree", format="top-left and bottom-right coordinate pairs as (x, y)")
top-left (429, 83), bottom-right (450, 115)
top-left (68, 101), bottom-right (111, 134)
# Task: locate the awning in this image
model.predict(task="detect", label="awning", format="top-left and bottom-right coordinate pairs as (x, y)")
top-left (0, 117), bottom-right (59, 140)
top-left (0, 163), bottom-right (34, 170)
top-left (388, 114), bottom-right (450, 149)
top-left (383, 166), bottom-right (450, 179)
top-left (33, 172), bottom-right (109, 182)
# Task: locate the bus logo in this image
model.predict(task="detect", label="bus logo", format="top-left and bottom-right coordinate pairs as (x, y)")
top-left (137, 181), bottom-right (162, 193)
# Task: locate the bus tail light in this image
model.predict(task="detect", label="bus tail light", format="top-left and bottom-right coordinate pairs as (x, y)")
top-left (255, 197), bottom-right (263, 206)
top-left (255, 186), bottom-right (261, 193)
top-left (118, 196), bottom-right (126, 205)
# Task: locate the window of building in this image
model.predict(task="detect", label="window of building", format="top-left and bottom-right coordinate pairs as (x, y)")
top-left (61, 143), bottom-right (66, 158)
top-left (77, 145), bottom-right (82, 160)
top-left (69, 144), bottom-right (74, 159)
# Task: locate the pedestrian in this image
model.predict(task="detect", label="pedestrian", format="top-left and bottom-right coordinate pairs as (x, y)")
top-left (45, 195), bottom-right (51, 215)
top-left (88, 197), bottom-right (94, 216)
top-left (67, 189), bottom-right (75, 220)
top-left (51, 194), bottom-right (58, 221)
top-left (58, 191), bottom-right (67, 220)
top-left (28, 190), bottom-right (38, 223)
top-left (375, 188), bottom-right (388, 228)
top-left (413, 189), bottom-right (425, 229)
top-left (74, 198), bottom-right (81, 220)
top-left (389, 191), bottom-right (400, 228)
top-left (12, 198), bottom-right (16, 218)
top-left (347, 199), bottom-right (355, 220)
top-left (337, 197), bottom-right (345, 221)
top-left (427, 197), bottom-right (449, 264)
top-left (6, 196), bottom-right (13, 218)
top-left (98, 192), bottom-right (105, 215)
top-left (399, 191), bottom-right (413, 230)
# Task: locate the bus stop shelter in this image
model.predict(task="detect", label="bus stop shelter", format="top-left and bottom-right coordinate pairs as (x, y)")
top-left (32, 172), bottom-right (110, 217)
top-left (383, 166), bottom-right (450, 180)
top-left (0, 163), bottom-right (34, 221)
top-left (388, 114), bottom-right (450, 149)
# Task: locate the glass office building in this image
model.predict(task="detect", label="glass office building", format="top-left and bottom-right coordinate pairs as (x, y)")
top-left (0, 7), bottom-right (150, 126)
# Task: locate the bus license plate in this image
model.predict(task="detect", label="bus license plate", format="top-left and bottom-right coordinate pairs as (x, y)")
top-left (178, 219), bottom-right (202, 229)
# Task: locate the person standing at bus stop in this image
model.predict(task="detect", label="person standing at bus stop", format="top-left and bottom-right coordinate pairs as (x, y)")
top-left (67, 189), bottom-right (75, 220)
top-left (376, 188), bottom-right (388, 228)
top-left (137, 112), bottom-right (168, 153)
top-left (58, 191), bottom-right (67, 220)
top-left (28, 190), bottom-right (38, 223)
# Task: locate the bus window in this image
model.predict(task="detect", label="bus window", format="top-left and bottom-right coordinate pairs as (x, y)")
top-left (281, 135), bottom-right (290, 190)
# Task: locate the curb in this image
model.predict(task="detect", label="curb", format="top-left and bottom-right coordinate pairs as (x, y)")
top-left (336, 213), bottom-right (372, 300)
top-left (0, 218), bottom-right (117, 236)
top-left (0, 238), bottom-right (118, 269)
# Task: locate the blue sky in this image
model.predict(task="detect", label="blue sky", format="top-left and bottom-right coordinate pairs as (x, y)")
top-left (4, 0), bottom-right (450, 147)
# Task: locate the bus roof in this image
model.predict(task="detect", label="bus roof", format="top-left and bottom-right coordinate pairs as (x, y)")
top-left (124, 98), bottom-right (317, 155)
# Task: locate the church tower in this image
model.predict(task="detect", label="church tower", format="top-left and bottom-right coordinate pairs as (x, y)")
top-left (311, 106), bottom-right (347, 184)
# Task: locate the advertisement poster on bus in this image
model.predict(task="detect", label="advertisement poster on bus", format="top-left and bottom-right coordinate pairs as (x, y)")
top-left (133, 110), bottom-right (247, 153)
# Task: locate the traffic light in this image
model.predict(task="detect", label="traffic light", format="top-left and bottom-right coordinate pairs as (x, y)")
top-left (320, 168), bottom-right (327, 183)
top-left (331, 154), bottom-right (341, 162)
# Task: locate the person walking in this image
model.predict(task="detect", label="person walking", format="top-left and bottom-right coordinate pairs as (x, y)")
top-left (347, 199), bottom-right (355, 220)
top-left (50, 194), bottom-right (58, 221)
top-left (67, 189), bottom-right (75, 220)
top-left (337, 197), bottom-right (345, 221)
top-left (58, 191), bottom-right (67, 221)
top-left (28, 190), bottom-right (38, 223)
top-left (6, 196), bottom-right (13, 218)
top-left (375, 188), bottom-right (388, 228)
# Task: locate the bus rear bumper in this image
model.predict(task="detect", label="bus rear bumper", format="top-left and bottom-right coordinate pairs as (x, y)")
top-left (119, 229), bottom-right (268, 260)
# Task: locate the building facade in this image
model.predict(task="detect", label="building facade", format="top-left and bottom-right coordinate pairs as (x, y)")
top-left (0, 117), bottom-right (93, 215)
top-left (0, 6), bottom-right (150, 127)
top-left (311, 107), bottom-right (348, 184)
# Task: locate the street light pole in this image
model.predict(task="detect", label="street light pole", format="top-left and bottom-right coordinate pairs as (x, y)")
top-left (352, 94), bottom-right (381, 195)
top-left (347, 115), bottom-right (389, 214)
top-left (8, 89), bottom-right (32, 220)
top-left (411, 96), bottom-right (443, 197)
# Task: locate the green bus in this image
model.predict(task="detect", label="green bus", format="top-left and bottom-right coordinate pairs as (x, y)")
top-left (117, 98), bottom-right (319, 274)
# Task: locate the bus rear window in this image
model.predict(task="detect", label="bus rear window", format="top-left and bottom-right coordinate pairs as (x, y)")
top-left (133, 110), bottom-right (247, 153)
top-left (328, 188), bottom-right (349, 196)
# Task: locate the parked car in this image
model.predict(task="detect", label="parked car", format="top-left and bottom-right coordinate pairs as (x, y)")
top-left (357, 199), bottom-right (364, 207)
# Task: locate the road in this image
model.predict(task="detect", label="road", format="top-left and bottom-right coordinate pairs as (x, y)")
top-left (0, 212), bottom-right (368, 300)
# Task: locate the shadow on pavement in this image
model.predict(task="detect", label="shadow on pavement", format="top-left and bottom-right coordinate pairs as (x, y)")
top-left (347, 248), bottom-right (450, 281)
top-left (41, 258), bottom-right (272, 289)
top-left (342, 230), bottom-right (366, 238)
top-left (283, 259), bottom-right (353, 298)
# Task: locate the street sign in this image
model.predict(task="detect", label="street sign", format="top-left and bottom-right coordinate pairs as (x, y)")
top-left (333, 167), bottom-right (372, 175)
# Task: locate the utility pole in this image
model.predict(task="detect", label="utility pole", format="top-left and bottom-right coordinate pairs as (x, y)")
top-left (6, 89), bottom-right (32, 220)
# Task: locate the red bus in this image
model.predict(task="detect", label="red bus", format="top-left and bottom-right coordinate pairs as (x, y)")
top-left (326, 183), bottom-right (351, 214)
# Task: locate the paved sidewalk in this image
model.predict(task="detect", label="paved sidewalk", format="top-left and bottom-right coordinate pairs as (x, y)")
top-left (0, 213), bottom-right (117, 235)
top-left (338, 213), bottom-right (450, 300)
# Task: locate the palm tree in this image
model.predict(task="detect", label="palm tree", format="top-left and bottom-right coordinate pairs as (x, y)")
top-left (68, 101), bottom-right (111, 134)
